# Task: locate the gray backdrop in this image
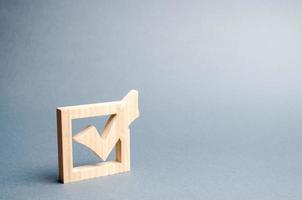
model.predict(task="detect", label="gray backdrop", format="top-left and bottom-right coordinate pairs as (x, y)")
top-left (1, 0), bottom-right (302, 199)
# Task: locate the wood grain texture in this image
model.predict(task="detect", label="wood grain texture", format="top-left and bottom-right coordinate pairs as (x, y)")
top-left (56, 90), bottom-right (139, 183)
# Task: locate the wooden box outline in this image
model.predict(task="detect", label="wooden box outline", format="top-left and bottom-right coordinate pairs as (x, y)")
top-left (56, 101), bottom-right (132, 183)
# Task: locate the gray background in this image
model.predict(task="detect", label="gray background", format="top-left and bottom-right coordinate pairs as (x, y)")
top-left (1, 0), bottom-right (302, 199)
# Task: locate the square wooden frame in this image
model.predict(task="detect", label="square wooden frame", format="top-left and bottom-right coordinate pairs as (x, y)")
top-left (56, 102), bottom-right (130, 183)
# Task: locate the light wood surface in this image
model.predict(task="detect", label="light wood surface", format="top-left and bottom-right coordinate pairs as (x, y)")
top-left (56, 90), bottom-right (139, 183)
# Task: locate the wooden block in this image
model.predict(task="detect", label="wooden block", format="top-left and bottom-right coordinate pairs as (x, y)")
top-left (56, 90), bottom-right (139, 183)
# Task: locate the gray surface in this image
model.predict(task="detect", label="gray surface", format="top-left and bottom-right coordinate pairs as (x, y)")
top-left (1, 0), bottom-right (302, 199)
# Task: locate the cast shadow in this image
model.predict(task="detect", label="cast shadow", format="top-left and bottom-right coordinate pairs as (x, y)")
top-left (27, 167), bottom-right (61, 185)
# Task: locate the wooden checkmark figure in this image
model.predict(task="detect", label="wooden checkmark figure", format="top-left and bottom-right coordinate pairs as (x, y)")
top-left (56, 90), bottom-right (139, 183)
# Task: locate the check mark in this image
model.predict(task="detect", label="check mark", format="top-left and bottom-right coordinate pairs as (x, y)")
top-left (73, 90), bottom-right (139, 161)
